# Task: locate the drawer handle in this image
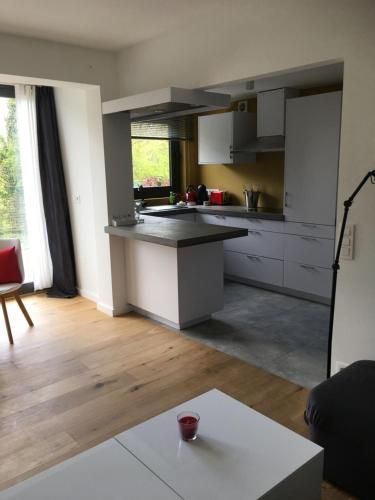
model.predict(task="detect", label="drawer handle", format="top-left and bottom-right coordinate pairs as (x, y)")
top-left (300, 236), bottom-right (318, 241)
top-left (248, 230), bottom-right (262, 235)
top-left (302, 223), bottom-right (317, 228)
top-left (285, 191), bottom-right (289, 208)
top-left (215, 215), bottom-right (226, 219)
top-left (246, 255), bottom-right (261, 262)
top-left (300, 264), bottom-right (318, 271)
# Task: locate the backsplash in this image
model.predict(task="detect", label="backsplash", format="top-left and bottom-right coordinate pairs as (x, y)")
top-left (195, 151), bottom-right (284, 208)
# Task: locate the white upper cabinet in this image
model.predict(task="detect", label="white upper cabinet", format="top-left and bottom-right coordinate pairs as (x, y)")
top-left (257, 88), bottom-right (299, 137)
top-left (284, 91), bottom-right (342, 226)
top-left (198, 111), bottom-right (256, 164)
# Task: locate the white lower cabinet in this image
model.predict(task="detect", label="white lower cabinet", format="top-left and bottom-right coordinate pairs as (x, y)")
top-left (284, 234), bottom-right (334, 268)
top-left (194, 211), bottom-right (334, 301)
top-left (224, 230), bottom-right (284, 260)
top-left (284, 222), bottom-right (335, 239)
top-left (224, 251), bottom-right (284, 287)
top-left (284, 261), bottom-right (332, 298)
top-left (197, 213), bottom-right (245, 227)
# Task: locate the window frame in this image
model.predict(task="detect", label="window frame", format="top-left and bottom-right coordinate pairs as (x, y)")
top-left (132, 139), bottom-right (180, 199)
top-left (0, 85), bottom-right (33, 292)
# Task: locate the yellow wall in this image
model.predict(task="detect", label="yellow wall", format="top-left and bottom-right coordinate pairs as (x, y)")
top-left (196, 152), bottom-right (284, 208)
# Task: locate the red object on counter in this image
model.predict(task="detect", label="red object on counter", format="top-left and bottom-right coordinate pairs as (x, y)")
top-left (186, 191), bottom-right (197, 202)
top-left (210, 190), bottom-right (227, 205)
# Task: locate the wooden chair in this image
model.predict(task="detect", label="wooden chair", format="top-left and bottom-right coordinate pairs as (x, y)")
top-left (0, 239), bottom-right (33, 344)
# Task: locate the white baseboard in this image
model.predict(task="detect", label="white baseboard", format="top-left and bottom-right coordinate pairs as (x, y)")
top-left (97, 301), bottom-right (133, 317)
top-left (77, 287), bottom-right (98, 303)
top-left (130, 304), bottom-right (211, 330)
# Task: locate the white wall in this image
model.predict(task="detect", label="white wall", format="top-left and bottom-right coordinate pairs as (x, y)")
top-left (54, 87), bottom-right (98, 302)
top-left (116, 0), bottom-right (375, 372)
top-left (0, 33), bottom-right (122, 314)
top-left (0, 32), bottom-right (119, 100)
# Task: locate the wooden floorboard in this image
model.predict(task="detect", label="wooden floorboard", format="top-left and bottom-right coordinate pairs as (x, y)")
top-left (0, 294), bottom-right (354, 498)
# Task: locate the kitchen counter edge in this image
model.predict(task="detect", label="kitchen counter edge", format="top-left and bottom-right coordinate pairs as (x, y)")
top-left (105, 217), bottom-right (248, 248)
top-left (143, 206), bottom-right (284, 221)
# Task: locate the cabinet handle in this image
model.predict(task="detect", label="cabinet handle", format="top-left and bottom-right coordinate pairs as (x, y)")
top-left (246, 255), bottom-right (261, 262)
top-left (302, 223), bottom-right (317, 228)
top-left (284, 191), bottom-right (289, 207)
top-left (215, 215), bottom-right (226, 219)
top-left (248, 230), bottom-right (262, 235)
top-left (300, 264), bottom-right (317, 271)
top-left (300, 236), bottom-right (318, 241)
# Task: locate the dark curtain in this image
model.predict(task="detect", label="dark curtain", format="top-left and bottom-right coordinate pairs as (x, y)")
top-left (170, 140), bottom-right (181, 193)
top-left (35, 86), bottom-right (77, 298)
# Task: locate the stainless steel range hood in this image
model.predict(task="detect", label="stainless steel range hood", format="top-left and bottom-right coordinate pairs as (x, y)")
top-left (237, 135), bottom-right (285, 153)
top-left (102, 87), bottom-right (231, 119)
top-left (233, 88), bottom-right (300, 153)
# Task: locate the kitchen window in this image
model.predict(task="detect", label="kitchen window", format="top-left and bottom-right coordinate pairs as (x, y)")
top-left (132, 139), bottom-right (180, 199)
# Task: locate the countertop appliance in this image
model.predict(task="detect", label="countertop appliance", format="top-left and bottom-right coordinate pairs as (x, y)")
top-left (185, 185), bottom-right (197, 204)
top-left (197, 184), bottom-right (209, 205)
top-left (209, 190), bottom-right (228, 205)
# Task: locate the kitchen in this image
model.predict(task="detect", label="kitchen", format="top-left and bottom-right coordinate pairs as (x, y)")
top-left (103, 62), bottom-right (343, 389)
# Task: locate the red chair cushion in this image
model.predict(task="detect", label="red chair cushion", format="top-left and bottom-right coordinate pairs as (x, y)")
top-left (0, 246), bottom-right (22, 284)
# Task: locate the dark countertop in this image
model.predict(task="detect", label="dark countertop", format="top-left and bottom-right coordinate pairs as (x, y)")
top-left (141, 205), bottom-right (284, 221)
top-left (105, 215), bottom-right (248, 248)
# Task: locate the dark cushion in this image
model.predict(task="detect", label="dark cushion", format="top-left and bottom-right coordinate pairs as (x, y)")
top-left (305, 360), bottom-right (375, 499)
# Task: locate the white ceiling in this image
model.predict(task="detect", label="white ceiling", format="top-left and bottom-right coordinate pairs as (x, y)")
top-left (208, 63), bottom-right (344, 99)
top-left (0, 0), bottom-right (223, 51)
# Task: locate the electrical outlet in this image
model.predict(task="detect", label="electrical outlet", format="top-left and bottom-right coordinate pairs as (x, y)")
top-left (335, 361), bottom-right (349, 374)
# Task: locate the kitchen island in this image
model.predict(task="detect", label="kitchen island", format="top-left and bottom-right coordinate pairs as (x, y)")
top-left (105, 215), bottom-right (247, 328)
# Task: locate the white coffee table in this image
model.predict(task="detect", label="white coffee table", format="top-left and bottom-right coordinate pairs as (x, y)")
top-left (0, 439), bottom-right (180, 500)
top-left (0, 389), bottom-right (322, 499)
top-left (116, 389), bottom-right (323, 500)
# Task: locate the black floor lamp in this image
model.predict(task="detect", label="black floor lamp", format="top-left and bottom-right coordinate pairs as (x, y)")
top-left (327, 169), bottom-right (375, 378)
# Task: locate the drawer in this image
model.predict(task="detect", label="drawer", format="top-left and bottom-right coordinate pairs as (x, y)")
top-left (284, 222), bottom-right (335, 239)
top-left (245, 218), bottom-right (284, 233)
top-left (197, 212), bottom-right (283, 233)
top-left (224, 251), bottom-right (283, 287)
top-left (284, 261), bottom-right (332, 298)
top-left (224, 230), bottom-right (284, 259)
top-left (196, 213), bottom-right (231, 226)
top-left (284, 234), bottom-right (334, 268)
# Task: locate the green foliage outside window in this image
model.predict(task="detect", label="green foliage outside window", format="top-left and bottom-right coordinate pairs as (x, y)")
top-left (132, 139), bottom-right (170, 188)
top-left (0, 99), bottom-right (26, 242)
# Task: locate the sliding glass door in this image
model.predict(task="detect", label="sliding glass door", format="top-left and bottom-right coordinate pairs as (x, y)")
top-left (0, 86), bottom-right (31, 282)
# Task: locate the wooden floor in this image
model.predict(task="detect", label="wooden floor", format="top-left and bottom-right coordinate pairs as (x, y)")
top-left (0, 294), bottom-right (353, 498)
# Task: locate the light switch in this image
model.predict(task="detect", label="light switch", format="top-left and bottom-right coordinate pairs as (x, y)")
top-left (341, 224), bottom-right (354, 260)
top-left (341, 247), bottom-right (351, 258)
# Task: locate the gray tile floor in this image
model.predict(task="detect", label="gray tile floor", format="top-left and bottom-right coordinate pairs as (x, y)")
top-left (182, 281), bottom-right (330, 389)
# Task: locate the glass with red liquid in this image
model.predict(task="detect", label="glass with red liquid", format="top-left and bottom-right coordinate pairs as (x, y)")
top-left (177, 411), bottom-right (200, 441)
